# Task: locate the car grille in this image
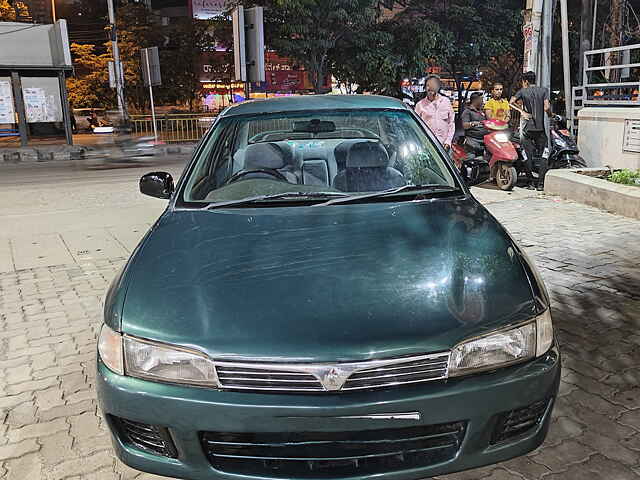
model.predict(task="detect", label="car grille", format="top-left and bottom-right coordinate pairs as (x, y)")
top-left (201, 421), bottom-right (466, 478)
top-left (342, 354), bottom-right (449, 390)
top-left (214, 352), bottom-right (450, 393)
top-left (216, 365), bottom-right (324, 392)
top-left (491, 398), bottom-right (551, 444)
top-left (114, 417), bottom-right (177, 458)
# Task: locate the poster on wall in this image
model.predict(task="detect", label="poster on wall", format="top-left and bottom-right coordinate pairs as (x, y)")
top-left (23, 87), bottom-right (60, 123)
top-left (523, 22), bottom-right (533, 72)
top-left (0, 80), bottom-right (15, 124)
top-left (191, 0), bottom-right (227, 19)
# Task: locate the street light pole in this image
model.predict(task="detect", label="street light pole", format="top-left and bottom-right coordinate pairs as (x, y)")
top-left (51, 0), bottom-right (56, 22)
top-left (560, 0), bottom-right (572, 120)
top-left (107, 0), bottom-right (126, 120)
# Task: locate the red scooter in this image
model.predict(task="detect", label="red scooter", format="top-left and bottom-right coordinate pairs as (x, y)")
top-left (452, 119), bottom-right (518, 191)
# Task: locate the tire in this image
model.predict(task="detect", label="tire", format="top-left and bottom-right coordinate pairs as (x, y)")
top-left (496, 164), bottom-right (517, 191)
top-left (569, 154), bottom-right (586, 168)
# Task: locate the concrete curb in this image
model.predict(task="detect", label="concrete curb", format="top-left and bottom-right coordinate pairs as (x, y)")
top-left (0, 144), bottom-right (195, 166)
top-left (545, 168), bottom-right (640, 220)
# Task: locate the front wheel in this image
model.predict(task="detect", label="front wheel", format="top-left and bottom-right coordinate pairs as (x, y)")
top-left (568, 154), bottom-right (586, 168)
top-left (496, 163), bottom-right (517, 191)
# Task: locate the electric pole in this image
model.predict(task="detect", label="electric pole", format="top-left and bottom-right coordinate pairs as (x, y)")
top-left (538, 0), bottom-right (554, 92)
top-left (107, 0), bottom-right (126, 119)
top-left (579, 0), bottom-right (594, 83)
top-left (560, 0), bottom-right (572, 119)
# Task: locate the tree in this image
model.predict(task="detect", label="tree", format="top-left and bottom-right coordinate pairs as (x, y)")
top-left (158, 16), bottom-right (233, 110)
top-left (264, 0), bottom-right (382, 93)
top-left (330, 15), bottom-right (443, 96)
top-left (484, 6), bottom-right (524, 97)
top-left (66, 43), bottom-right (114, 109)
top-left (405, 0), bottom-right (521, 109)
top-left (0, 0), bottom-right (28, 21)
top-left (113, 3), bottom-right (161, 112)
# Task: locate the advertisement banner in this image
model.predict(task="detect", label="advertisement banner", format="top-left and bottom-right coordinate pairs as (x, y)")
top-left (0, 80), bottom-right (15, 124)
top-left (267, 71), bottom-right (304, 92)
top-left (523, 22), bottom-right (533, 72)
top-left (191, 0), bottom-right (227, 19)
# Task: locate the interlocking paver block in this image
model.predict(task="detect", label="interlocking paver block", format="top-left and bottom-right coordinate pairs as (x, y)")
top-left (1, 195), bottom-right (639, 480)
top-left (49, 450), bottom-right (114, 479)
top-left (7, 417), bottom-right (68, 443)
top-left (0, 439), bottom-right (39, 461)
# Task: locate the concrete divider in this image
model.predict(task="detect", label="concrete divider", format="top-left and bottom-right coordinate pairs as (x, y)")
top-left (545, 168), bottom-right (640, 220)
top-left (0, 143), bottom-right (195, 166)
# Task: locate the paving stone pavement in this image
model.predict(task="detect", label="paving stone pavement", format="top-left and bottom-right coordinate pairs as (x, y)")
top-left (0, 196), bottom-right (639, 480)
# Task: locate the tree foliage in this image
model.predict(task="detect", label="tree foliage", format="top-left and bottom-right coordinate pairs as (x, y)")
top-left (264, 0), bottom-right (382, 93)
top-left (331, 15), bottom-right (442, 96)
top-left (66, 43), bottom-right (113, 108)
top-left (404, 0), bottom-right (522, 105)
top-left (0, 0), bottom-right (28, 21)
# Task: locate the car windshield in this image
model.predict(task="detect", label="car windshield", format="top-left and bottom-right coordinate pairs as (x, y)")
top-left (181, 108), bottom-right (458, 206)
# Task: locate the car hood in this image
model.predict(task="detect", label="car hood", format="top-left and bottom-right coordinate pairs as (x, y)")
top-left (121, 198), bottom-right (540, 361)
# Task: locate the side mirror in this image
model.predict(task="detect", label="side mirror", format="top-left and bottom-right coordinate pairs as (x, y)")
top-left (140, 172), bottom-right (174, 199)
top-left (462, 159), bottom-right (491, 187)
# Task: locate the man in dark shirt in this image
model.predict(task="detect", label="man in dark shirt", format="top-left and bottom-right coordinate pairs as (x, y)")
top-left (461, 92), bottom-right (488, 153)
top-left (511, 71), bottom-right (553, 190)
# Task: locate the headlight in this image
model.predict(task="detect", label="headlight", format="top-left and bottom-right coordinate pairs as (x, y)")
top-left (124, 336), bottom-right (218, 387)
top-left (449, 310), bottom-right (553, 377)
top-left (553, 136), bottom-right (567, 148)
top-left (98, 324), bottom-right (124, 375)
top-left (494, 133), bottom-right (510, 143)
top-left (97, 324), bottom-right (218, 387)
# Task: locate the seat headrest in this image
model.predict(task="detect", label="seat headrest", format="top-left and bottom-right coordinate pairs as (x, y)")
top-left (334, 139), bottom-right (364, 168)
top-left (346, 141), bottom-right (389, 168)
top-left (244, 143), bottom-right (292, 170)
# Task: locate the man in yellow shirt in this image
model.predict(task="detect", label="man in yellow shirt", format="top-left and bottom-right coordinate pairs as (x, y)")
top-left (484, 83), bottom-right (511, 123)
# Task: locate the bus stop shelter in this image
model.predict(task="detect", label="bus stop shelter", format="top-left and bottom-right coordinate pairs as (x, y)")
top-left (0, 20), bottom-right (73, 146)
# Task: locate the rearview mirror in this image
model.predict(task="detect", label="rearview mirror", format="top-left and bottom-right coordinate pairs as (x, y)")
top-left (140, 172), bottom-right (174, 199)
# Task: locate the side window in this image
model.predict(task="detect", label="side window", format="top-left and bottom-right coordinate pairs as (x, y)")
top-left (185, 119), bottom-right (236, 200)
top-left (211, 124), bottom-right (238, 188)
top-left (384, 114), bottom-right (454, 185)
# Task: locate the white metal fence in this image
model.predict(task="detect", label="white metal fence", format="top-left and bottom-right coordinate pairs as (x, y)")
top-left (572, 44), bottom-right (640, 136)
top-left (131, 114), bottom-right (216, 143)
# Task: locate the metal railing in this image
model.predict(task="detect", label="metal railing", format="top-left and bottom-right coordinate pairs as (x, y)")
top-left (130, 114), bottom-right (217, 143)
top-left (581, 44), bottom-right (640, 106)
top-left (569, 44), bottom-right (640, 136)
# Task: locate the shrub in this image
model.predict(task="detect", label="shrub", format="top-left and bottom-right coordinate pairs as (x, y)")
top-left (607, 169), bottom-right (640, 186)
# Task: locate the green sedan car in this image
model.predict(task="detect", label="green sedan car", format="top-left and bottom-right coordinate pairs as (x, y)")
top-left (97, 95), bottom-right (560, 480)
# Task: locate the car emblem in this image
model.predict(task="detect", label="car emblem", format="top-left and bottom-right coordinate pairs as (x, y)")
top-left (319, 367), bottom-right (349, 391)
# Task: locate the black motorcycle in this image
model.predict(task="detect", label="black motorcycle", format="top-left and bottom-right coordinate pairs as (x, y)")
top-left (512, 115), bottom-right (586, 175)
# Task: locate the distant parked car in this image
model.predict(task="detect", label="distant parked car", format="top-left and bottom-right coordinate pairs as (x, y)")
top-left (97, 94), bottom-right (560, 480)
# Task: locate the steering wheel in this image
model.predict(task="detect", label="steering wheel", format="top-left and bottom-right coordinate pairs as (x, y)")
top-left (224, 168), bottom-right (288, 185)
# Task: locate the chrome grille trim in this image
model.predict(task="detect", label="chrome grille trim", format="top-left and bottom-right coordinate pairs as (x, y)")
top-left (214, 352), bottom-right (450, 392)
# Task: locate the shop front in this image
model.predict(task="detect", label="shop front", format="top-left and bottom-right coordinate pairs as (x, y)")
top-left (196, 51), bottom-right (330, 111)
top-left (0, 20), bottom-right (73, 146)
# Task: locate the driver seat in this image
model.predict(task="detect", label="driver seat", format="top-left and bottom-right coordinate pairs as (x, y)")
top-left (243, 142), bottom-right (300, 183)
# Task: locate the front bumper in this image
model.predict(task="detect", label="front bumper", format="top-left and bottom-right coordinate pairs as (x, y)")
top-left (97, 347), bottom-right (560, 480)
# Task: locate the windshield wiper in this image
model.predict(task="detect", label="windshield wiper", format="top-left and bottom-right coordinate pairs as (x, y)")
top-left (203, 191), bottom-right (349, 209)
top-left (313, 184), bottom-right (461, 207)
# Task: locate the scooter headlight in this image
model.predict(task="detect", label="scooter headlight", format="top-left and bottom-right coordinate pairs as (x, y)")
top-left (494, 133), bottom-right (510, 143)
top-left (553, 136), bottom-right (567, 148)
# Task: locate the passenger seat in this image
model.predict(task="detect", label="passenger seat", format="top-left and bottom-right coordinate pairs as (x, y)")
top-left (333, 141), bottom-right (406, 192)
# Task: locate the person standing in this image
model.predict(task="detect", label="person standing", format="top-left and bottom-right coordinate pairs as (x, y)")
top-left (484, 83), bottom-right (511, 123)
top-left (415, 75), bottom-right (455, 151)
top-left (510, 71), bottom-right (553, 191)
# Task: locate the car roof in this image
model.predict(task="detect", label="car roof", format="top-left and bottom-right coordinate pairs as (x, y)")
top-left (219, 95), bottom-right (408, 117)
